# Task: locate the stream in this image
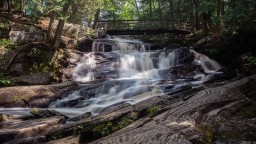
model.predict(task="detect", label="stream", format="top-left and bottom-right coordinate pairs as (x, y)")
top-left (0, 38), bottom-right (223, 118)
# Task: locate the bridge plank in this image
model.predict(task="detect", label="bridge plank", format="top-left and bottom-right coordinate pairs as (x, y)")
top-left (97, 19), bottom-right (192, 35)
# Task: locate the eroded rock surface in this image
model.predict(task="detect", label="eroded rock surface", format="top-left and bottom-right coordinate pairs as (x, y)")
top-left (0, 116), bottom-right (65, 143)
top-left (88, 76), bottom-right (256, 144)
top-left (1, 76), bottom-right (256, 144)
top-left (11, 72), bottom-right (51, 85)
top-left (0, 82), bottom-right (75, 107)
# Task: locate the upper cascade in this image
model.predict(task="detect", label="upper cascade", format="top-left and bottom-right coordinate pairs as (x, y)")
top-left (50, 38), bottom-right (224, 116)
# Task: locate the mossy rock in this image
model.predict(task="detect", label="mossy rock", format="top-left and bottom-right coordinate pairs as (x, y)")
top-left (93, 122), bottom-right (113, 138)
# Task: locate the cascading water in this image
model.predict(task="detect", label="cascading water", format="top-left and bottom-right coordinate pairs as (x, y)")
top-left (49, 38), bottom-right (223, 117)
top-left (0, 38), bottom-right (223, 118)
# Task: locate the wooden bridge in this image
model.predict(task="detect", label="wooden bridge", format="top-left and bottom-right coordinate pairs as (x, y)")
top-left (96, 19), bottom-right (192, 35)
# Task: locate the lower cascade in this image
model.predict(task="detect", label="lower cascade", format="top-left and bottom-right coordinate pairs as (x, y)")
top-left (48, 38), bottom-right (223, 116)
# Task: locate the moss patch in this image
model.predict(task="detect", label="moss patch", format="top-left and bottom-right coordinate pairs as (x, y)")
top-left (92, 116), bottom-right (135, 138)
top-left (202, 124), bottom-right (216, 143)
top-left (147, 105), bottom-right (161, 117)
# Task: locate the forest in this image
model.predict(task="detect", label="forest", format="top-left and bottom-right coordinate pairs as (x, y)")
top-left (0, 0), bottom-right (256, 143)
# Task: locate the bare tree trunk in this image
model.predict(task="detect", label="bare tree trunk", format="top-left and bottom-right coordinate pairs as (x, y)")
top-left (189, 0), bottom-right (194, 30)
top-left (216, 0), bottom-right (223, 30)
top-left (47, 11), bottom-right (55, 41)
top-left (20, 0), bottom-right (24, 15)
top-left (92, 8), bottom-right (100, 29)
top-left (193, 0), bottom-right (199, 30)
top-left (135, 0), bottom-right (141, 19)
top-left (53, 0), bottom-right (71, 49)
top-left (7, 0), bottom-right (11, 14)
top-left (158, 0), bottom-right (162, 19)
top-left (169, 0), bottom-right (174, 20)
top-left (202, 12), bottom-right (211, 35)
top-left (177, 1), bottom-right (181, 21)
top-left (149, 0), bottom-right (152, 18)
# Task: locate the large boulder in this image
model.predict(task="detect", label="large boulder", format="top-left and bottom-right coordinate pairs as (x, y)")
top-left (9, 22), bottom-right (44, 44)
top-left (0, 116), bottom-right (65, 143)
top-left (11, 72), bottom-right (51, 85)
top-left (0, 82), bottom-right (75, 107)
top-left (168, 64), bottom-right (205, 80)
top-left (171, 47), bottom-right (194, 65)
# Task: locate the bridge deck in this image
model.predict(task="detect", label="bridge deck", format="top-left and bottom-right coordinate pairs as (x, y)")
top-left (97, 19), bottom-right (192, 35)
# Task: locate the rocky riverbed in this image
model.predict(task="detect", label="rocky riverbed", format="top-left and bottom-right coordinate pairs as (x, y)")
top-left (0, 74), bottom-right (256, 143)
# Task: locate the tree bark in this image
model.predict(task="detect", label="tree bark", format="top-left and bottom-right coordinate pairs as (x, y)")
top-left (169, 0), bottom-right (174, 21)
top-left (193, 0), bottom-right (199, 30)
top-left (47, 11), bottom-right (55, 41)
top-left (216, 0), bottom-right (223, 30)
top-left (7, 0), bottom-right (11, 14)
top-left (92, 8), bottom-right (100, 29)
top-left (158, 0), bottom-right (162, 19)
top-left (134, 0), bottom-right (141, 19)
top-left (149, 0), bottom-right (153, 18)
top-left (53, 0), bottom-right (71, 49)
top-left (189, 0), bottom-right (194, 30)
top-left (20, 0), bottom-right (24, 15)
top-left (202, 12), bottom-right (211, 35)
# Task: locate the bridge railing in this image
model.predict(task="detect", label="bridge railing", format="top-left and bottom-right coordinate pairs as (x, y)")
top-left (97, 20), bottom-right (192, 31)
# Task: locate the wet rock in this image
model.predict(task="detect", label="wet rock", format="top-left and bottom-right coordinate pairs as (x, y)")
top-left (169, 64), bottom-right (205, 80)
top-left (88, 76), bottom-right (256, 144)
top-left (0, 113), bottom-right (7, 122)
top-left (11, 72), bottom-right (51, 85)
top-left (67, 49), bottom-right (83, 66)
top-left (73, 52), bottom-right (119, 81)
top-left (68, 112), bottom-right (92, 122)
top-left (172, 47), bottom-right (194, 65)
top-left (30, 109), bottom-right (68, 119)
top-left (0, 116), bottom-right (65, 143)
top-left (77, 38), bottom-right (93, 52)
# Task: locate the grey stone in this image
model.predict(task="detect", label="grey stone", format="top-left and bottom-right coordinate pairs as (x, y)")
top-left (11, 72), bottom-right (51, 85)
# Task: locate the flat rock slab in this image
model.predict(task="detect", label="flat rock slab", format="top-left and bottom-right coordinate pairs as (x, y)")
top-left (0, 82), bottom-right (75, 107)
top-left (46, 136), bottom-right (79, 144)
top-left (88, 76), bottom-right (256, 144)
top-left (0, 116), bottom-right (65, 143)
top-left (0, 85), bottom-right (55, 107)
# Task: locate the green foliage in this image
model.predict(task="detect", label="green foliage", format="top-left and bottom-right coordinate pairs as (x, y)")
top-left (113, 116), bottom-right (134, 131)
top-left (0, 73), bottom-right (11, 87)
top-left (197, 0), bottom-right (215, 14)
top-left (73, 124), bottom-right (85, 135)
top-left (242, 53), bottom-right (256, 67)
top-left (48, 132), bottom-right (62, 141)
top-left (203, 125), bottom-right (215, 143)
top-left (93, 122), bottom-right (113, 137)
top-left (27, 48), bottom-right (53, 73)
top-left (50, 49), bottom-right (68, 82)
top-left (93, 116), bottom-right (135, 138)
top-left (148, 105), bottom-right (161, 116)
top-left (0, 39), bottom-right (15, 50)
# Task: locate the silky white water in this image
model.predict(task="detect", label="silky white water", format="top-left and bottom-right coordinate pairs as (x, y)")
top-left (0, 38), bottom-right (223, 118)
top-left (49, 39), bottom-right (223, 116)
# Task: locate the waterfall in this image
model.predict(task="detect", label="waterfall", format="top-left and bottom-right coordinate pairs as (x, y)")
top-left (48, 38), bottom-right (223, 116)
top-left (72, 53), bottom-right (96, 82)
